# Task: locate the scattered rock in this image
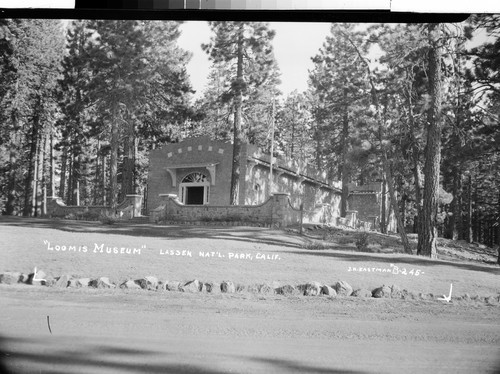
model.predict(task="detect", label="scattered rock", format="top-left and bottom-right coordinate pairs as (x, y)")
top-left (89, 277), bottom-right (115, 289)
top-left (303, 282), bottom-right (322, 296)
top-left (352, 288), bottom-right (372, 298)
top-left (165, 281), bottom-right (182, 291)
top-left (321, 285), bottom-right (337, 296)
top-left (271, 281), bottom-right (281, 289)
top-left (390, 285), bottom-right (403, 299)
top-left (182, 280), bottom-right (200, 293)
top-left (401, 290), bottom-right (418, 300)
top-left (257, 284), bottom-right (274, 294)
top-left (334, 281), bottom-right (353, 297)
top-left (144, 276), bottom-right (159, 290)
top-left (418, 292), bottom-right (431, 300)
top-left (246, 284), bottom-right (260, 293)
top-left (0, 272), bottom-right (21, 284)
top-left (134, 279), bottom-right (148, 289)
top-left (120, 280), bottom-right (142, 289)
top-left (204, 282), bottom-right (221, 294)
top-left (44, 275), bottom-right (56, 287)
top-left (221, 281), bottom-right (235, 293)
top-left (54, 275), bottom-right (71, 288)
top-left (485, 296), bottom-right (498, 306)
top-left (134, 277), bottom-right (158, 290)
top-left (235, 284), bottom-right (246, 293)
top-left (372, 285), bottom-right (391, 298)
top-left (77, 278), bottom-right (90, 287)
top-left (276, 284), bottom-right (299, 296)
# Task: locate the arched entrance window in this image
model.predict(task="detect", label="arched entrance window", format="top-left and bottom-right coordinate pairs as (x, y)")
top-left (180, 172), bottom-right (210, 205)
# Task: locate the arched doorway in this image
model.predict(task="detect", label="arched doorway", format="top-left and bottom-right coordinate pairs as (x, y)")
top-left (179, 172), bottom-right (210, 205)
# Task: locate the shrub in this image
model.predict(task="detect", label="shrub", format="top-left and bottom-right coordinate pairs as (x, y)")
top-left (355, 231), bottom-right (370, 252)
top-left (63, 213), bottom-right (78, 220)
top-left (302, 241), bottom-right (330, 250)
top-left (79, 210), bottom-right (101, 221)
top-left (99, 212), bottom-right (119, 225)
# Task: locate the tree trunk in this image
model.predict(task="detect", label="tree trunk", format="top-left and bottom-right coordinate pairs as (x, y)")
top-left (94, 142), bottom-right (101, 205)
top-left (406, 80), bottom-right (424, 241)
top-left (340, 90), bottom-right (350, 217)
top-left (6, 139), bottom-right (18, 215)
top-left (465, 173), bottom-right (473, 243)
top-left (50, 130), bottom-right (55, 197)
top-left (110, 103), bottom-right (119, 208)
top-left (121, 117), bottom-right (136, 201)
top-left (23, 114), bottom-right (40, 216)
top-left (417, 24), bottom-right (443, 258)
top-left (34, 131), bottom-right (46, 217)
top-left (67, 151), bottom-right (73, 204)
top-left (75, 153), bottom-right (82, 206)
top-left (381, 178), bottom-right (387, 233)
top-left (229, 24), bottom-right (244, 205)
top-left (59, 146), bottom-right (68, 201)
top-left (102, 151), bottom-right (107, 206)
top-left (447, 167), bottom-right (462, 240)
top-left (31, 136), bottom-right (39, 217)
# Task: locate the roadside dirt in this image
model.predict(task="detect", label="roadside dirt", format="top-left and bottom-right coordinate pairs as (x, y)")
top-left (1, 286), bottom-right (500, 374)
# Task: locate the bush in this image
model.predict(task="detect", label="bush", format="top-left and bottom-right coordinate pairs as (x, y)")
top-left (99, 212), bottom-right (119, 225)
top-left (79, 210), bottom-right (101, 221)
top-left (302, 241), bottom-right (330, 250)
top-left (355, 232), bottom-right (370, 252)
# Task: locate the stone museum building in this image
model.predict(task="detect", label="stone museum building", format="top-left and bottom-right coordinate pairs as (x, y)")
top-left (146, 136), bottom-right (342, 215)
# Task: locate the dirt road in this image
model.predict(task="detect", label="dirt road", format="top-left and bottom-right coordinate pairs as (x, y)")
top-left (1, 286), bottom-right (499, 374)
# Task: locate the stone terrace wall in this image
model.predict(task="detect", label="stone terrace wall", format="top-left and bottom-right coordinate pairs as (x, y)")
top-left (45, 195), bottom-right (143, 220)
top-left (150, 193), bottom-right (339, 228)
top-left (151, 194), bottom-right (273, 226)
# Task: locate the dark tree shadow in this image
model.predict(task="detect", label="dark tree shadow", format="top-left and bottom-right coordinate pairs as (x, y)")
top-left (287, 249), bottom-right (500, 274)
top-left (0, 216), bottom-right (304, 249)
top-left (0, 334), bottom-right (371, 374)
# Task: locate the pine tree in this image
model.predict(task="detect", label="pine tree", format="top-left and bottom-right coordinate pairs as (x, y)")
top-left (203, 21), bottom-right (279, 205)
top-left (85, 20), bottom-right (152, 208)
top-left (309, 24), bottom-right (368, 217)
top-left (274, 91), bottom-right (315, 163)
top-left (0, 19), bottom-right (65, 216)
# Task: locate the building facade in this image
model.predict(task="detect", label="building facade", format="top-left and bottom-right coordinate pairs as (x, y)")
top-left (146, 136), bottom-right (342, 218)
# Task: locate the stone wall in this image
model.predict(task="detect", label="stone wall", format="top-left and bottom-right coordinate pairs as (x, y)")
top-left (45, 195), bottom-right (143, 220)
top-left (150, 193), bottom-right (339, 228)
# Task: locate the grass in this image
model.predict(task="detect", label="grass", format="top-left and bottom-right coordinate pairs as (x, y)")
top-left (0, 216), bottom-right (499, 297)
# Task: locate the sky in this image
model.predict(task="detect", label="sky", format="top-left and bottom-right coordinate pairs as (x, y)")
top-left (177, 21), bottom-right (332, 99)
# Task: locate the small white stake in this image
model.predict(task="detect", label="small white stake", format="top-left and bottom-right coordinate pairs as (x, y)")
top-left (438, 283), bottom-right (453, 303)
top-left (32, 267), bottom-right (46, 282)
